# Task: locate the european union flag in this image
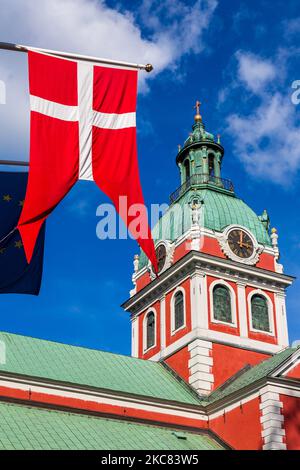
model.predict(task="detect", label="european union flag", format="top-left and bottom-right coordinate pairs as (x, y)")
top-left (0, 170), bottom-right (45, 294)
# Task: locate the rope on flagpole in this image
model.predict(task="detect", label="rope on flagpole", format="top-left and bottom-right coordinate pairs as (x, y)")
top-left (0, 227), bottom-right (17, 247)
top-left (0, 42), bottom-right (154, 72)
top-left (0, 160), bottom-right (27, 247)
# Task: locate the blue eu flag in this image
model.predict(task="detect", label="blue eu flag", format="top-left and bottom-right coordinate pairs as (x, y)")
top-left (0, 170), bottom-right (45, 294)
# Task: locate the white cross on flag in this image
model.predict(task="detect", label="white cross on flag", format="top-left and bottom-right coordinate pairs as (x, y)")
top-left (17, 51), bottom-right (157, 272)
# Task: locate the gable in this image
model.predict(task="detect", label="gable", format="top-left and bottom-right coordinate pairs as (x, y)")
top-left (271, 349), bottom-right (300, 380)
top-left (281, 360), bottom-right (300, 379)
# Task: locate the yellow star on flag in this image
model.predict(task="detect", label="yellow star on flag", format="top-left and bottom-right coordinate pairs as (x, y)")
top-left (0, 248), bottom-right (5, 255)
top-left (14, 240), bottom-right (23, 249)
top-left (19, 200), bottom-right (24, 207)
top-left (3, 194), bottom-right (12, 202)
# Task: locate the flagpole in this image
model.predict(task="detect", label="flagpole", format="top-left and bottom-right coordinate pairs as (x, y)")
top-left (0, 160), bottom-right (28, 167)
top-left (0, 42), bottom-right (154, 72)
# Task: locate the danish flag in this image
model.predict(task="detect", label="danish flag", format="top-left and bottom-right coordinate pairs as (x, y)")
top-left (17, 51), bottom-right (157, 272)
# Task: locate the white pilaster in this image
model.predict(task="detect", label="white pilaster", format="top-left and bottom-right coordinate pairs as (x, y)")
top-left (237, 282), bottom-right (248, 338)
top-left (160, 295), bottom-right (166, 350)
top-left (188, 339), bottom-right (214, 395)
top-left (274, 291), bottom-right (289, 347)
top-left (131, 316), bottom-right (139, 357)
top-left (190, 273), bottom-right (200, 330)
top-left (260, 387), bottom-right (286, 450)
top-left (198, 273), bottom-right (209, 330)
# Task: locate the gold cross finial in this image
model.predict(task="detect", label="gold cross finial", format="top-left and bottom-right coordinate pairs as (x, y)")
top-left (194, 100), bottom-right (202, 122)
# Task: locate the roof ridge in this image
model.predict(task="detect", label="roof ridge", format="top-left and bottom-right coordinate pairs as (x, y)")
top-left (160, 361), bottom-right (203, 403)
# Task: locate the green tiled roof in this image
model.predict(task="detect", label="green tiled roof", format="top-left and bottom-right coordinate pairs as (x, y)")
top-left (139, 188), bottom-right (271, 269)
top-left (208, 347), bottom-right (296, 403)
top-left (0, 401), bottom-right (224, 450)
top-left (0, 331), bottom-right (200, 405)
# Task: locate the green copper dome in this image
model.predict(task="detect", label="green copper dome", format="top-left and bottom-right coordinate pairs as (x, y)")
top-left (138, 104), bottom-right (271, 270)
top-left (138, 188), bottom-right (271, 270)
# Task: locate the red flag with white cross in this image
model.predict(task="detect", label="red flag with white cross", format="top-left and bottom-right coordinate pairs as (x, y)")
top-left (17, 51), bottom-right (157, 272)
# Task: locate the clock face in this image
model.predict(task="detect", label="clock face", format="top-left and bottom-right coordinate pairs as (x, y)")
top-left (227, 229), bottom-right (254, 259)
top-left (155, 244), bottom-right (167, 273)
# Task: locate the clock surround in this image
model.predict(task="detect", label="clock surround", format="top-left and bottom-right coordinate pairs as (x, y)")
top-left (217, 225), bottom-right (262, 265)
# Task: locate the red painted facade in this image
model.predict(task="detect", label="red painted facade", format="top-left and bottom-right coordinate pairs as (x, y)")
top-left (0, 385), bottom-right (208, 430)
top-left (211, 343), bottom-right (270, 389)
top-left (281, 395), bottom-right (300, 450)
top-left (200, 236), bottom-right (226, 259)
top-left (164, 346), bottom-right (190, 382)
top-left (209, 397), bottom-right (263, 450)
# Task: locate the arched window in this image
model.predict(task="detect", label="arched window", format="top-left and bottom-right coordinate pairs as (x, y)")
top-left (173, 291), bottom-right (184, 331)
top-left (213, 285), bottom-right (232, 323)
top-left (208, 154), bottom-right (215, 177)
top-left (184, 159), bottom-right (190, 181)
top-left (251, 295), bottom-right (270, 332)
top-left (146, 311), bottom-right (155, 350)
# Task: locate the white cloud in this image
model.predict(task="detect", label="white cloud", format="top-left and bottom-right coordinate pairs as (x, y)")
top-left (0, 0), bottom-right (217, 161)
top-left (225, 51), bottom-right (300, 185)
top-left (236, 51), bottom-right (276, 94)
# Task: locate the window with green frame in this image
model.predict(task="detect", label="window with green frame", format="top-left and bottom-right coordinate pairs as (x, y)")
top-left (251, 295), bottom-right (270, 332)
top-left (213, 285), bottom-right (232, 323)
top-left (146, 311), bottom-right (155, 349)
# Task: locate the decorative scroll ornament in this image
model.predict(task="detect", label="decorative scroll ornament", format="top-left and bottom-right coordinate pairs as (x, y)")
top-left (148, 240), bottom-right (175, 279)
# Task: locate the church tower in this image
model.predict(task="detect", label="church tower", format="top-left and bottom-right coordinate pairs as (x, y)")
top-left (122, 103), bottom-right (294, 396)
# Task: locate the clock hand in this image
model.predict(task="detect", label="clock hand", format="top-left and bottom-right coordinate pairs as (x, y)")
top-left (239, 230), bottom-right (243, 247)
top-left (241, 242), bottom-right (251, 249)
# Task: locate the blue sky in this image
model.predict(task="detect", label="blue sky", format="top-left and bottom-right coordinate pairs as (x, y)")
top-left (0, 0), bottom-right (300, 354)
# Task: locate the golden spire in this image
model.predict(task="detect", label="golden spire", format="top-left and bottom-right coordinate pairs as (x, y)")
top-left (194, 100), bottom-right (202, 122)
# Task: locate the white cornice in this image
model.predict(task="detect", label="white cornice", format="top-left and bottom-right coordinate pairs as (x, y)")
top-left (123, 251), bottom-right (294, 316)
top-left (149, 329), bottom-right (283, 363)
top-left (0, 373), bottom-right (299, 425)
top-left (0, 373), bottom-right (207, 421)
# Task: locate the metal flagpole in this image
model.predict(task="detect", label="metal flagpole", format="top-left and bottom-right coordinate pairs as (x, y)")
top-left (0, 160), bottom-right (28, 167)
top-left (0, 42), bottom-right (154, 72)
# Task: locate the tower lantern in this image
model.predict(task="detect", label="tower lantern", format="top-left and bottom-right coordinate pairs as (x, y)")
top-left (176, 102), bottom-right (225, 191)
